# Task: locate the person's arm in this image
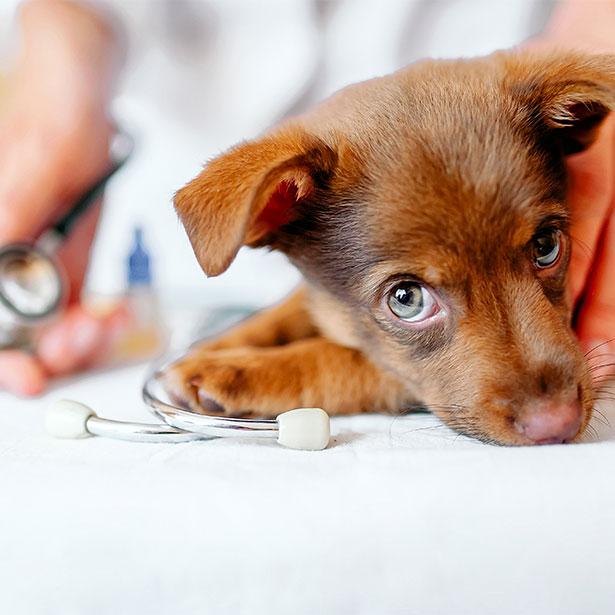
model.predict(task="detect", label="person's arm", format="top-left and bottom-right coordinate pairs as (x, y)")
top-left (543, 0), bottom-right (615, 53)
top-left (0, 0), bottom-right (128, 395)
top-left (536, 0), bottom-right (615, 357)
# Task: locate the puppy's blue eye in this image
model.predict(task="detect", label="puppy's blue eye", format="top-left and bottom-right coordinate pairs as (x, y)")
top-left (387, 282), bottom-right (438, 323)
top-left (533, 229), bottom-right (561, 269)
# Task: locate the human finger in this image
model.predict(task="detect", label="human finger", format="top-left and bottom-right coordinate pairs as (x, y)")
top-left (0, 349), bottom-right (47, 396)
top-left (566, 115), bottom-right (615, 304)
top-left (36, 302), bottom-right (131, 376)
top-left (575, 208), bottom-right (615, 375)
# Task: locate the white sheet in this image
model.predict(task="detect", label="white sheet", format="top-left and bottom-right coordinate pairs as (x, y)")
top-left (1, 363), bottom-right (614, 615)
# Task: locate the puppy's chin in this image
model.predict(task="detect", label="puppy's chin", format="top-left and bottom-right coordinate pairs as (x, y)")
top-left (427, 401), bottom-right (589, 447)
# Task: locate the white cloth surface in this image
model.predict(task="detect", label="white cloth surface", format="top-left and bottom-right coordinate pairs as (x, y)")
top-left (2, 2), bottom-right (611, 614)
top-left (1, 364), bottom-right (614, 615)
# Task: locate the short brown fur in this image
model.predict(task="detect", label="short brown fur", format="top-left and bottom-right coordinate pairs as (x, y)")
top-left (165, 50), bottom-right (615, 445)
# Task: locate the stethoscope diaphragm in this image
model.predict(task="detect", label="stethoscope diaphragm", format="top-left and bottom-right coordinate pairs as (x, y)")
top-left (0, 244), bottom-right (64, 321)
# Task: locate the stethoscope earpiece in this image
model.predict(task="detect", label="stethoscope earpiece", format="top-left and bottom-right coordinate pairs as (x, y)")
top-left (276, 407), bottom-right (330, 450)
top-left (45, 399), bottom-right (95, 440)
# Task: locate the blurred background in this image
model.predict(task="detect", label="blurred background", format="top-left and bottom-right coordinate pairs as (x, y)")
top-left (0, 0), bottom-right (555, 310)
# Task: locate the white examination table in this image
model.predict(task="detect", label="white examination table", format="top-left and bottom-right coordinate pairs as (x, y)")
top-left (0, 362), bottom-right (614, 615)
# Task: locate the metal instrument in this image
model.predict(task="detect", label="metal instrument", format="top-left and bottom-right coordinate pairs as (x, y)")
top-left (45, 368), bottom-right (330, 451)
top-left (0, 132), bottom-right (133, 348)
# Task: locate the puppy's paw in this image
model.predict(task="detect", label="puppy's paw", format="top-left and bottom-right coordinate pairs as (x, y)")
top-left (160, 337), bottom-right (407, 418)
top-left (161, 354), bottom-right (235, 415)
top-left (160, 348), bottom-right (298, 417)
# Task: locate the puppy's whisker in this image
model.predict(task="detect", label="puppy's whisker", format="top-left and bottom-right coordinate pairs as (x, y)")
top-left (588, 363), bottom-right (615, 373)
top-left (590, 378), bottom-right (615, 388)
top-left (590, 416), bottom-right (609, 430)
top-left (582, 422), bottom-right (599, 442)
top-left (584, 337), bottom-right (615, 358)
top-left (591, 384), bottom-right (615, 394)
top-left (388, 404), bottom-right (470, 441)
top-left (592, 407), bottom-right (611, 427)
top-left (586, 352), bottom-right (615, 365)
top-left (569, 234), bottom-right (596, 260)
top-left (593, 391), bottom-right (615, 398)
top-left (588, 371), bottom-right (615, 383)
top-left (593, 384), bottom-right (615, 393)
top-left (591, 386), bottom-right (614, 394)
top-left (588, 359), bottom-right (615, 367)
top-left (594, 382), bottom-right (615, 396)
top-left (593, 385), bottom-right (615, 394)
top-left (398, 424), bottom-right (450, 435)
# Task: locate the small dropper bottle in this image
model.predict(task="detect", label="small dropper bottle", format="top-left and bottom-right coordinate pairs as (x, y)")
top-left (115, 227), bottom-right (166, 360)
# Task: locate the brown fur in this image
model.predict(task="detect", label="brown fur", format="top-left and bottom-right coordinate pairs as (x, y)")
top-left (164, 50), bottom-right (615, 445)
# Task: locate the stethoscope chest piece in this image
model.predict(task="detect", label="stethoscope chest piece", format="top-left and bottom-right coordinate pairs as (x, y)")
top-left (0, 245), bottom-right (65, 347)
top-left (0, 245), bottom-right (64, 319)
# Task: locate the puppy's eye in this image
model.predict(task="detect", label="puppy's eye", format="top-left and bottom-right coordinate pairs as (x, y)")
top-left (533, 229), bottom-right (561, 269)
top-left (387, 282), bottom-right (439, 323)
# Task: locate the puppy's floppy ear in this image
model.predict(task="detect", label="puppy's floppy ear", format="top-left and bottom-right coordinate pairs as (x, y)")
top-left (175, 128), bottom-right (337, 276)
top-left (506, 52), bottom-right (615, 154)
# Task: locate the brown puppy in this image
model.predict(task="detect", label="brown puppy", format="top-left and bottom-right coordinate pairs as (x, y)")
top-left (163, 51), bottom-right (615, 445)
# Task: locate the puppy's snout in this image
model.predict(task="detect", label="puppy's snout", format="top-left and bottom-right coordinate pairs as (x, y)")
top-left (514, 398), bottom-right (582, 445)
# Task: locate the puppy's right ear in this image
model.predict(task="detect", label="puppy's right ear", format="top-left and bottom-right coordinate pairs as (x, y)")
top-left (174, 128), bottom-right (337, 276)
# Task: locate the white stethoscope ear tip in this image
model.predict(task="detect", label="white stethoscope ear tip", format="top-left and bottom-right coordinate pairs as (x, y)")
top-left (276, 407), bottom-right (330, 451)
top-left (45, 399), bottom-right (96, 439)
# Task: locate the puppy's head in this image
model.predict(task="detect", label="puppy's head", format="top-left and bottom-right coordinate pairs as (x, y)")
top-left (175, 51), bottom-right (615, 445)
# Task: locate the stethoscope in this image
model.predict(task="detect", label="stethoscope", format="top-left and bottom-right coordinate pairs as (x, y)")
top-left (45, 366), bottom-right (331, 451)
top-left (2, 130), bottom-right (330, 451)
top-left (0, 132), bottom-right (134, 349)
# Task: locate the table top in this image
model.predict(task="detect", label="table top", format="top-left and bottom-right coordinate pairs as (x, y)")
top-left (1, 363), bottom-right (614, 615)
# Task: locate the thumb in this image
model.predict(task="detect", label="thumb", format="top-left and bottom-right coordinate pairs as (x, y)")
top-left (0, 350), bottom-right (47, 396)
top-left (575, 211), bottom-right (615, 376)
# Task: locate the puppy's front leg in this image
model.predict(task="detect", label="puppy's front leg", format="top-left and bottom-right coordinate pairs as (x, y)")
top-left (162, 337), bottom-right (407, 417)
top-left (194, 287), bottom-right (317, 352)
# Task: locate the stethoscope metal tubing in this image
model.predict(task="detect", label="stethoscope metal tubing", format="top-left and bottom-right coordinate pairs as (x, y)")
top-left (46, 364), bottom-right (330, 449)
top-left (86, 415), bottom-right (207, 443)
top-left (141, 371), bottom-right (279, 440)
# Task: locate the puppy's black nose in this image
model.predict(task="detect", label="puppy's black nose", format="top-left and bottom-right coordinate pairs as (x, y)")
top-left (515, 399), bottom-right (582, 444)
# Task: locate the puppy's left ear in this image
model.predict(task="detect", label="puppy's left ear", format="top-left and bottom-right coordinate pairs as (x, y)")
top-left (506, 52), bottom-right (615, 154)
top-left (174, 127), bottom-right (337, 276)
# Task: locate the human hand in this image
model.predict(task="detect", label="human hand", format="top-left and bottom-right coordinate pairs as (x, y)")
top-left (533, 0), bottom-right (615, 364)
top-left (0, 0), bottom-right (127, 395)
top-left (565, 118), bottom-right (615, 361)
